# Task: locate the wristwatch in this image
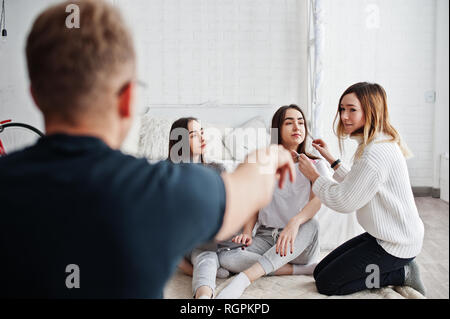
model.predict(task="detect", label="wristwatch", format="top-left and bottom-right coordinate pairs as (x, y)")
top-left (331, 159), bottom-right (341, 169)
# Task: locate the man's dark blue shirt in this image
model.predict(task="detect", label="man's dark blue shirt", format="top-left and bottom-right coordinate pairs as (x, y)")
top-left (0, 134), bottom-right (226, 298)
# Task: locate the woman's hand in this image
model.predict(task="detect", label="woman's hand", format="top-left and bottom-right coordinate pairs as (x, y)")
top-left (311, 139), bottom-right (336, 165)
top-left (232, 233), bottom-right (253, 246)
top-left (290, 150), bottom-right (300, 163)
top-left (276, 218), bottom-right (301, 256)
top-left (298, 154), bottom-right (320, 182)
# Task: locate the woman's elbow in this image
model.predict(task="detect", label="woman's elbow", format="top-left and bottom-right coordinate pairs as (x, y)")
top-left (334, 205), bottom-right (357, 214)
top-left (320, 193), bottom-right (360, 214)
top-left (323, 202), bottom-right (356, 214)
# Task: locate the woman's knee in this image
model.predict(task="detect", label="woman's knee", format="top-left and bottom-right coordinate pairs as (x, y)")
top-left (314, 263), bottom-right (354, 296)
top-left (295, 218), bottom-right (320, 251)
top-left (301, 218), bottom-right (319, 234)
top-left (218, 250), bottom-right (244, 273)
top-left (218, 249), bottom-right (261, 274)
top-left (193, 251), bottom-right (218, 267)
top-left (314, 273), bottom-right (340, 296)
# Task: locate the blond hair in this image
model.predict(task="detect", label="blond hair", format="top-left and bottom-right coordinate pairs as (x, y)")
top-left (26, 0), bottom-right (135, 124)
top-left (333, 82), bottom-right (413, 159)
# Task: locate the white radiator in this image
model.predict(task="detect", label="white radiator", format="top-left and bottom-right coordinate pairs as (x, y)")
top-left (440, 152), bottom-right (449, 202)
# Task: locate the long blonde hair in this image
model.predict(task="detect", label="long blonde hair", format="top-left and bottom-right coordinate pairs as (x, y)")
top-left (333, 82), bottom-right (412, 159)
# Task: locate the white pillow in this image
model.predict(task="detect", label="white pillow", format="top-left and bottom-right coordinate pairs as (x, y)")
top-left (138, 116), bottom-right (173, 160)
top-left (202, 122), bottom-right (234, 162)
top-left (137, 116), bottom-right (235, 162)
top-left (223, 116), bottom-right (270, 162)
top-left (120, 115), bottom-right (142, 156)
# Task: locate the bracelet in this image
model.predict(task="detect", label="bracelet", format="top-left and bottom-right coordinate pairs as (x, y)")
top-left (331, 159), bottom-right (341, 169)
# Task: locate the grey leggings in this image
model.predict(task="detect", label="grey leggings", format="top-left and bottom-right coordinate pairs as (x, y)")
top-left (189, 248), bottom-right (220, 297)
top-left (218, 218), bottom-right (320, 275)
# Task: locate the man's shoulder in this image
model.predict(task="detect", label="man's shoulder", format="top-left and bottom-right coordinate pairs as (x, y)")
top-left (105, 157), bottom-right (222, 191)
top-left (101, 153), bottom-right (173, 184)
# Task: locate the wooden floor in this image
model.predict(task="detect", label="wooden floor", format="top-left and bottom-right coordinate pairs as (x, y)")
top-left (414, 197), bottom-right (449, 299)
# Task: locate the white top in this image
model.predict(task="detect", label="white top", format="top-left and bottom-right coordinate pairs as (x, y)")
top-left (312, 134), bottom-right (424, 258)
top-left (258, 159), bottom-right (329, 229)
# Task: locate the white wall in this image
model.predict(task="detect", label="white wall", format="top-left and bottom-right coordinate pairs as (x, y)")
top-left (433, 0), bottom-right (449, 200)
top-left (0, 0), bottom-right (308, 129)
top-left (113, 0), bottom-right (309, 126)
top-left (318, 0), bottom-right (449, 188)
top-left (0, 0), bottom-right (448, 189)
top-left (0, 0), bottom-right (62, 131)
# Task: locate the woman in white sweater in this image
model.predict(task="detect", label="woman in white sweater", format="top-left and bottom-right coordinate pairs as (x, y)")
top-left (297, 82), bottom-right (426, 296)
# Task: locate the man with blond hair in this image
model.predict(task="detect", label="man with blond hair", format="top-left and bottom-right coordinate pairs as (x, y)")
top-left (0, 0), bottom-right (295, 298)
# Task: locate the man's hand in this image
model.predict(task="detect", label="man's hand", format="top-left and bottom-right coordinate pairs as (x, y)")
top-left (246, 144), bottom-right (296, 189)
top-left (274, 145), bottom-right (296, 189)
top-left (215, 145), bottom-right (296, 241)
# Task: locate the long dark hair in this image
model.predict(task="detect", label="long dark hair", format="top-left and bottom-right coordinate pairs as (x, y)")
top-left (167, 117), bottom-right (204, 163)
top-left (271, 104), bottom-right (319, 160)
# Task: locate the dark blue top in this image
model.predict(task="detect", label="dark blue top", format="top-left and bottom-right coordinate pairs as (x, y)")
top-left (0, 134), bottom-right (226, 298)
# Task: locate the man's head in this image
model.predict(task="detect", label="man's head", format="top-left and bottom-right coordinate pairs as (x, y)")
top-left (26, 0), bottom-right (136, 145)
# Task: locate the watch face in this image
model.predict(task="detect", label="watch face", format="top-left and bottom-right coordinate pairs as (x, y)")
top-left (331, 159), bottom-right (341, 168)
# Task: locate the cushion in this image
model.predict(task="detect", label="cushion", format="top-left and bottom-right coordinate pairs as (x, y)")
top-left (120, 115), bottom-right (142, 156)
top-left (138, 116), bottom-right (173, 160)
top-left (202, 122), bottom-right (234, 161)
top-left (137, 115), bottom-right (236, 163)
top-left (223, 116), bottom-right (270, 162)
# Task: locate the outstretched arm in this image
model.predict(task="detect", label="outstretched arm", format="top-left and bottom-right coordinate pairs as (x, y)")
top-left (215, 145), bottom-right (295, 241)
top-left (298, 154), bottom-right (381, 214)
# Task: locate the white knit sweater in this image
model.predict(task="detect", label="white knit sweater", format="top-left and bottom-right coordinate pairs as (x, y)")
top-left (312, 134), bottom-right (424, 258)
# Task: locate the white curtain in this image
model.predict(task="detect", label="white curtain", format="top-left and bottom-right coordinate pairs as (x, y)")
top-left (308, 0), bottom-right (364, 251)
top-left (309, 0), bottom-right (324, 139)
